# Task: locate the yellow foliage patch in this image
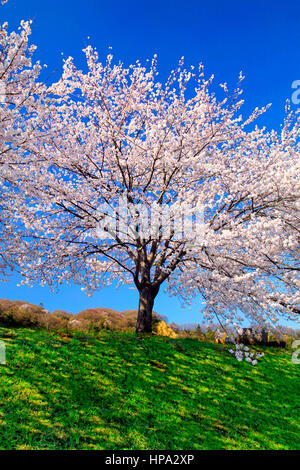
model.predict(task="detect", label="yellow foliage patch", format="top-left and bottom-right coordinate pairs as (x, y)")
top-left (215, 332), bottom-right (228, 344)
top-left (156, 321), bottom-right (177, 338)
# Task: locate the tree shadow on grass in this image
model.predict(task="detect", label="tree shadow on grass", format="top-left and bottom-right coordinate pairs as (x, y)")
top-left (0, 329), bottom-right (299, 450)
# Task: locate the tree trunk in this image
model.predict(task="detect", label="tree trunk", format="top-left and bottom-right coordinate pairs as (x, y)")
top-left (136, 284), bottom-right (158, 333)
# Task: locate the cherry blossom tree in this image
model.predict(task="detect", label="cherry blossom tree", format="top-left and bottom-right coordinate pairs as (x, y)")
top-left (0, 17), bottom-right (44, 277)
top-left (8, 47), bottom-right (300, 332)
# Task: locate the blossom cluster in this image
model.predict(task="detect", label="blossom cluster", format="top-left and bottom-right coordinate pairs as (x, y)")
top-left (229, 344), bottom-right (265, 365)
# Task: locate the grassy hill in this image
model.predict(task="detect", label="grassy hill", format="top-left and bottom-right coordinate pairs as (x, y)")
top-left (0, 326), bottom-right (299, 450)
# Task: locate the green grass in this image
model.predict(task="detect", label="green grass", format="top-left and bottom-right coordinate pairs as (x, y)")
top-left (0, 326), bottom-right (299, 450)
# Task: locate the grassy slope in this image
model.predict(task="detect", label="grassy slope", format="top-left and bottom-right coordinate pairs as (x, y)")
top-left (0, 327), bottom-right (299, 450)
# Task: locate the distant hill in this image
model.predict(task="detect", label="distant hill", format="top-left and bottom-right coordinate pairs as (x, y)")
top-left (0, 298), bottom-right (46, 312)
top-left (0, 299), bottom-right (168, 330)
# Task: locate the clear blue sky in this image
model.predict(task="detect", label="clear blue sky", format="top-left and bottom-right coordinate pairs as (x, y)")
top-left (1, 0), bottom-right (300, 325)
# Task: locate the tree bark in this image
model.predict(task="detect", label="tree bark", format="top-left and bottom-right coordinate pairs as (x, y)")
top-left (136, 284), bottom-right (159, 333)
